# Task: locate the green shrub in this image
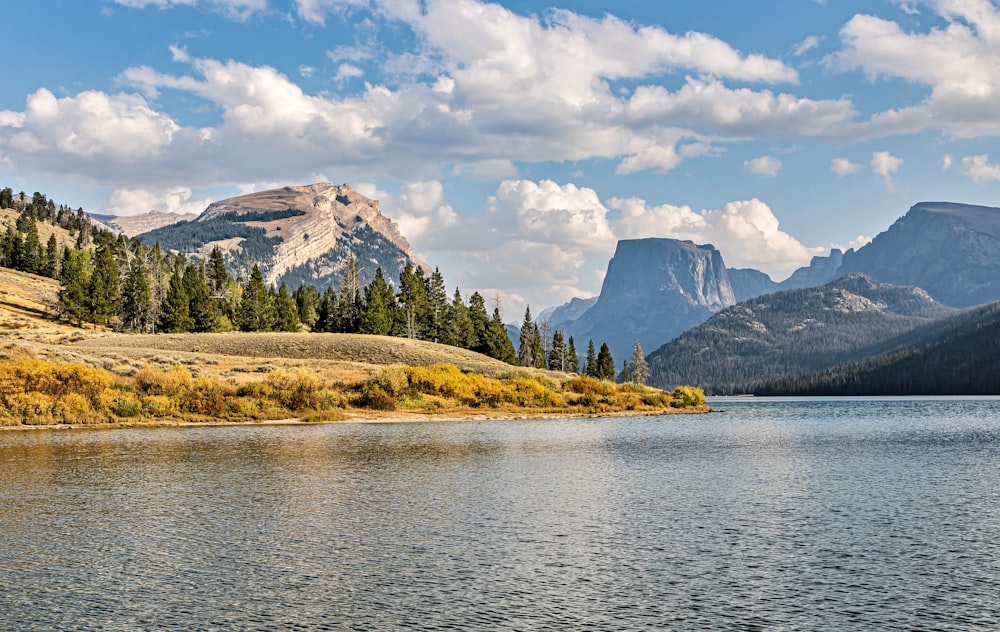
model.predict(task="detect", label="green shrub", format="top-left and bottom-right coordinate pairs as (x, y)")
top-left (355, 384), bottom-right (396, 411)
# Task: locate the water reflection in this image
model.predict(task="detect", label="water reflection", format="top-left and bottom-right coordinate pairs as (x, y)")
top-left (2, 400), bottom-right (1000, 629)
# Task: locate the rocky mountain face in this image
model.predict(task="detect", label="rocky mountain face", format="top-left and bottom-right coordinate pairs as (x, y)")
top-left (646, 273), bottom-right (955, 393)
top-left (727, 268), bottom-right (779, 303)
top-left (779, 248), bottom-right (845, 291)
top-left (137, 183), bottom-right (424, 289)
top-left (537, 297), bottom-right (598, 329)
top-left (89, 211), bottom-right (198, 237)
top-left (564, 238), bottom-right (736, 364)
top-left (836, 202), bottom-right (1000, 307)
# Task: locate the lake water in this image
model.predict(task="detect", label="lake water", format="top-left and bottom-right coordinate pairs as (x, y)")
top-left (2, 397), bottom-right (999, 630)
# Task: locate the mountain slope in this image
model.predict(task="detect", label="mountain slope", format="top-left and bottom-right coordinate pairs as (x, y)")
top-left (755, 302), bottom-right (1000, 395)
top-left (646, 274), bottom-right (955, 393)
top-left (837, 202), bottom-right (1000, 307)
top-left (137, 183), bottom-right (423, 289)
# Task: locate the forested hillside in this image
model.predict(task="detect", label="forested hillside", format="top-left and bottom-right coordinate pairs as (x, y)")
top-left (646, 274), bottom-right (955, 394)
top-left (754, 302), bottom-right (1000, 395)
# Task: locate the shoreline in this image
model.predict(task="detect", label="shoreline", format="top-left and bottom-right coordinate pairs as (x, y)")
top-left (0, 406), bottom-right (711, 432)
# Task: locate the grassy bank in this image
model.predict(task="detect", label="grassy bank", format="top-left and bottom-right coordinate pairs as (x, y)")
top-left (0, 357), bottom-right (706, 428)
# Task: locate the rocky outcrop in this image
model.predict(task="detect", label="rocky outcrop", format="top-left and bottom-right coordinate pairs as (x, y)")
top-left (778, 248), bottom-right (845, 291)
top-left (138, 183), bottom-right (425, 289)
top-left (836, 202), bottom-right (1000, 307)
top-left (727, 268), bottom-right (779, 303)
top-left (89, 211), bottom-right (198, 237)
top-left (566, 238), bottom-right (736, 363)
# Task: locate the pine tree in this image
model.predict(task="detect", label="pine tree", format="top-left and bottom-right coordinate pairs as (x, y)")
top-left (567, 336), bottom-right (579, 373)
top-left (274, 283), bottom-right (301, 332)
top-left (397, 263), bottom-right (430, 339)
top-left (630, 340), bottom-right (649, 385)
top-left (447, 288), bottom-right (474, 348)
top-left (158, 265), bottom-right (194, 333)
top-left (43, 233), bottom-right (59, 278)
top-left (58, 248), bottom-right (90, 326)
top-left (549, 330), bottom-right (568, 371)
top-left (88, 237), bottom-right (120, 327)
top-left (518, 306), bottom-right (536, 367)
top-left (427, 267), bottom-right (449, 343)
top-left (621, 360), bottom-right (631, 384)
top-left (335, 255), bottom-right (362, 333)
top-left (235, 264), bottom-right (273, 332)
top-left (468, 291), bottom-right (490, 354)
top-left (120, 255), bottom-right (152, 332)
top-left (293, 284), bottom-right (320, 329)
top-left (359, 267), bottom-right (396, 336)
top-left (315, 286), bottom-right (337, 332)
top-left (584, 340), bottom-right (598, 377)
top-left (596, 342), bottom-right (616, 381)
top-left (185, 263), bottom-right (218, 332)
top-left (485, 307), bottom-right (517, 364)
top-left (20, 213), bottom-right (41, 274)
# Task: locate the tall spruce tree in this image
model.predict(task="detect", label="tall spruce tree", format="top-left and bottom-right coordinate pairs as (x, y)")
top-left (427, 267), bottom-right (448, 343)
top-left (359, 267), bottom-right (396, 336)
top-left (158, 265), bottom-right (194, 333)
top-left (397, 263), bottom-right (430, 339)
top-left (121, 255), bottom-right (152, 332)
top-left (485, 307), bottom-right (517, 364)
top-left (274, 283), bottom-right (301, 332)
top-left (518, 306), bottom-right (537, 367)
top-left (89, 237), bottom-right (121, 327)
top-left (584, 340), bottom-right (598, 377)
top-left (596, 342), bottom-right (616, 381)
top-left (447, 288), bottom-right (474, 348)
top-left (58, 248), bottom-right (90, 326)
top-left (567, 336), bottom-right (579, 373)
top-left (235, 264), bottom-right (273, 332)
top-left (43, 233), bottom-right (59, 278)
top-left (468, 292), bottom-right (490, 355)
top-left (184, 263), bottom-right (218, 332)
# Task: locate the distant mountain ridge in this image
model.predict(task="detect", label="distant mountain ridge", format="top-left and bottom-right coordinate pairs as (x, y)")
top-left (89, 211), bottom-right (198, 237)
top-left (136, 183), bottom-right (424, 289)
top-left (645, 273), bottom-right (955, 393)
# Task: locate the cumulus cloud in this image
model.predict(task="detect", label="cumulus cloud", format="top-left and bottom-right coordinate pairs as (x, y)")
top-left (333, 63), bottom-right (364, 81)
top-left (830, 157), bottom-right (861, 176)
top-left (959, 154), bottom-right (1000, 183)
top-left (871, 150), bottom-right (902, 191)
top-left (105, 186), bottom-right (212, 216)
top-left (489, 180), bottom-right (616, 252)
top-left (830, 1), bottom-right (1000, 139)
top-left (744, 155), bottom-right (782, 177)
top-left (608, 196), bottom-right (823, 278)
top-left (381, 180), bottom-right (459, 241)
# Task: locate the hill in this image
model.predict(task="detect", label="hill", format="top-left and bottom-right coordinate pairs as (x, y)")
top-left (137, 183), bottom-right (423, 289)
top-left (645, 274), bottom-right (955, 394)
top-left (754, 302), bottom-right (1000, 395)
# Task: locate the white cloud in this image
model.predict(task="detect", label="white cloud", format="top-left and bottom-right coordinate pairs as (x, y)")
top-left (744, 155), bottom-right (782, 177)
top-left (793, 35), bottom-right (819, 56)
top-left (382, 180), bottom-right (459, 241)
top-left (831, 157), bottom-right (861, 176)
top-left (959, 154), bottom-right (1000, 183)
top-left (830, 2), bottom-right (1000, 139)
top-left (871, 150), bottom-right (902, 191)
top-left (334, 63), bottom-right (364, 81)
top-left (608, 196), bottom-right (823, 278)
top-left (490, 180), bottom-right (616, 252)
top-left (299, 65), bottom-right (315, 79)
top-left (105, 186), bottom-right (212, 216)
top-left (942, 153), bottom-right (954, 169)
top-left (113, 0), bottom-right (266, 21)
top-left (452, 159), bottom-right (518, 180)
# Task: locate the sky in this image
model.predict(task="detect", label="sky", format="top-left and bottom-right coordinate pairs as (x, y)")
top-left (4, 0), bottom-right (1000, 317)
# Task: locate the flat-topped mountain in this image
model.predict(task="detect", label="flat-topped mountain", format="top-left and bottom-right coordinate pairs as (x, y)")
top-left (137, 183), bottom-right (423, 288)
top-left (88, 211), bottom-right (199, 237)
top-left (565, 238), bottom-right (736, 362)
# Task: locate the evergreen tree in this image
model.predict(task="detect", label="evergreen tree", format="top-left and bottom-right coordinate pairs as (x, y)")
top-left (88, 237), bottom-right (120, 327)
top-left (584, 340), bottom-right (598, 377)
top-left (518, 306), bottom-right (537, 367)
top-left (293, 284), bottom-right (320, 329)
top-left (121, 255), bottom-right (152, 332)
top-left (485, 307), bottom-right (517, 364)
top-left (397, 263), bottom-right (430, 339)
top-left (158, 265), bottom-right (193, 333)
top-left (315, 286), bottom-right (337, 332)
top-left (0, 187), bottom-right (13, 209)
top-left (468, 291), bottom-right (490, 354)
top-left (359, 267), bottom-right (396, 336)
top-left (43, 233), bottom-right (59, 278)
top-left (630, 340), bottom-right (649, 385)
top-left (206, 245), bottom-right (230, 296)
top-left (20, 213), bottom-right (41, 274)
top-left (274, 283), bottom-right (301, 332)
top-left (235, 264), bottom-right (273, 332)
top-left (58, 248), bottom-right (90, 326)
top-left (335, 255), bottom-right (362, 333)
top-left (185, 263), bottom-right (218, 332)
top-left (427, 267), bottom-right (449, 343)
top-left (447, 288), bottom-right (474, 348)
top-left (548, 330), bottom-right (568, 371)
top-left (621, 360), bottom-right (631, 384)
top-left (567, 336), bottom-right (580, 373)
top-left (596, 342), bottom-right (616, 381)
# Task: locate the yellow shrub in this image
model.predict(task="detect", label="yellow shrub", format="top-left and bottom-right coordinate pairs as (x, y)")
top-left (564, 376), bottom-right (616, 396)
top-left (178, 377), bottom-right (236, 417)
top-left (52, 393), bottom-right (92, 423)
top-left (141, 395), bottom-right (176, 417)
top-left (99, 388), bottom-right (143, 417)
top-left (0, 360), bottom-right (112, 405)
top-left (504, 378), bottom-right (563, 408)
top-left (135, 366), bottom-right (193, 396)
top-left (6, 391), bottom-right (55, 423)
top-left (266, 369), bottom-right (322, 411)
top-left (670, 385), bottom-right (705, 408)
top-left (368, 366), bottom-right (409, 396)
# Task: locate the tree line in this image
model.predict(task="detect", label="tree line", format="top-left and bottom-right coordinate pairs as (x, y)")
top-left (2, 186), bottom-right (645, 381)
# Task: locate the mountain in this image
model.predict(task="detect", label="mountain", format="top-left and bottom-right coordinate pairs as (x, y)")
top-left (778, 248), bottom-right (845, 291)
top-left (89, 211), bottom-right (198, 237)
top-left (566, 238), bottom-right (735, 364)
top-left (837, 202), bottom-right (1000, 307)
top-left (537, 296), bottom-right (598, 329)
top-left (137, 183), bottom-right (423, 289)
top-left (755, 301), bottom-right (1000, 395)
top-left (727, 268), bottom-right (779, 303)
top-left (646, 274), bottom-right (955, 394)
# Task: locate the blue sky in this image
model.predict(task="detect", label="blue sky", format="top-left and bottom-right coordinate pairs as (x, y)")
top-left (3, 0), bottom-right (1000, 316)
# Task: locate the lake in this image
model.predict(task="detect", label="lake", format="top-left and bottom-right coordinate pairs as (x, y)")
top-left (2, 397), bottom-right (999, 630)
